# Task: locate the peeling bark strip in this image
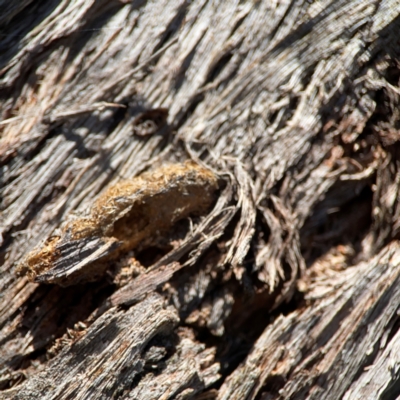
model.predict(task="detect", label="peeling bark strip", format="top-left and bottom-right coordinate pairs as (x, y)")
top-left (1, 0), bottom-right (400, 399)
top-left (18, 162), bottom-right (218, 285)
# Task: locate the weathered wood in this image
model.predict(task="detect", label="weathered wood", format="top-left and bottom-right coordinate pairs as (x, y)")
top-left (5, 294), bottom-right (201, 399)
top-left (219, 243), bottom-right (400, 399)
top-left (1, 0), bottom-right (400, 399)
top-left (18, 162), bottom-right (218, 285)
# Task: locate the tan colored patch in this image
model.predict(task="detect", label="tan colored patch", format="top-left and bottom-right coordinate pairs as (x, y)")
top-left (18, 161), bottom-right (219, 285)
top-left (17, 236), bottom-right (61, 279)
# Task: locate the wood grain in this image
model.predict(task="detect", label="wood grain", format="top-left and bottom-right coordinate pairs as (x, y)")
top-left (1, 0), bottom-right (400, 398)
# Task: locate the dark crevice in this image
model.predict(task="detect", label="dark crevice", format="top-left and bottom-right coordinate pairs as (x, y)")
top-left (199, 325), bottom-right (252, 379)
top-left (152, 2), bottom-right (187, 54)
top-left (203, 9), bottom-right (249, 88)
top-left (62, 6), bottom-right (122, 71)
top-left (173, 92), bottom-right (204, 131)
top-left (381, 375), bottom-right (400, 400)
top-left (172, 32), bottom-right (205, 92)
top-left (0, 0), bottom-right (62, 73)
top-left (269, 0), bottom-right (350, 58)
top-left (255, 375), bottom-right (287, 400)
top-left (301, 184), bottom-right (373, 266)
top-left (229, 9), bottom-right (248, 38)
top-left (10, 124), bottom-right (56, 164)
top-left (4, 278), bottom-right (115, 372)
top-left (204, 52), bottom-right (233, 85)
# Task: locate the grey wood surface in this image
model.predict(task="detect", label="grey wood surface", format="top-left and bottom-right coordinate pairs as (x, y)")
top-left (1, 0), bottom-right (400, 399)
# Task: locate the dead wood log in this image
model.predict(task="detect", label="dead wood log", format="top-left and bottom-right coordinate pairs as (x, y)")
top-left (1, 0), bottom-right (400, 399)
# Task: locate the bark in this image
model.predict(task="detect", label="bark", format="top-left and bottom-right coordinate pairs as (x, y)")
top-left (1, 0), bottom-right (400, 399)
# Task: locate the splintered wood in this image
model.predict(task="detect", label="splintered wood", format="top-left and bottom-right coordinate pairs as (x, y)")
top-left (17, 162), bottom-right (218, 285)
top-left (2, 0), bottom-right (400, 399)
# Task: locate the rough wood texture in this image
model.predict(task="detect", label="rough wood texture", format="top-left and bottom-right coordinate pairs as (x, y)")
top-left (1, 0), bottom-right (400, 399)
top-left (18, 162), bottom-right (218, 285)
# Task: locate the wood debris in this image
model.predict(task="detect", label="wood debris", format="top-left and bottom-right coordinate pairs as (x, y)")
top-left (17, 162), bottom-right (219, 285)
